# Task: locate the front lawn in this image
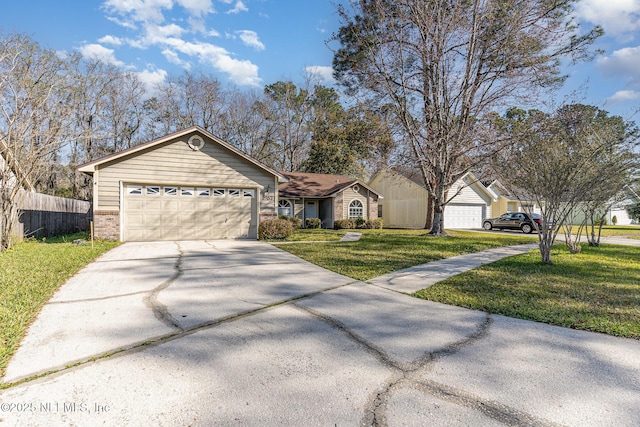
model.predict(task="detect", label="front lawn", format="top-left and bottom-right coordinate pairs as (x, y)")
top-left (415, 244), bottom-right (640, 339)
top-left (0, 234), bottom-right (119, 379)
top-left (277, 229), bottom-right (536, 280)
top-left (565, 225), bottom-right (640, 237)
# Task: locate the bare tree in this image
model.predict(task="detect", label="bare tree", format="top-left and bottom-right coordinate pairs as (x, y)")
top-left (0, 33), bottom-right (75, 249)
top-left (218, 88), bottom-right (280, 166)
top-left (333, 0), bottom-right (602, 235)
top-left (258, 81), bottom-right (313, 171)
top-left (492, 105), bottom-right (639, 263)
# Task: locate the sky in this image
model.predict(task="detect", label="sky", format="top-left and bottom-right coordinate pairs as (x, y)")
top-left (1, 0), bottom-right (640, 120)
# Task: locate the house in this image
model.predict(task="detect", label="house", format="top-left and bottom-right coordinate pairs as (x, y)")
top-left (368, 169), bottom-right (495, 229)
top-left (0, 140), bottom-right (36, 192)
top-left (487, 180), bottom-right (542, 216)
top-left (78, 126), bottom-right (285, 241)
top-left (277, 172), bottom-right (382, 229)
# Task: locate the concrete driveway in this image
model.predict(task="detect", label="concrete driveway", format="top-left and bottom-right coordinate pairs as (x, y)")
top-left (1, 240), bottom-right (639, 426)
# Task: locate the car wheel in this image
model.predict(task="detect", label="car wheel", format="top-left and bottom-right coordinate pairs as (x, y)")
top-left (521, 224), bottom-right (533, 234)
top-left (483, 221), bottom-right (492, 231)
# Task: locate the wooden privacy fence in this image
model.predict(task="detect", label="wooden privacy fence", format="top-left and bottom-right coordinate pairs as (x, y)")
top-left (16, 192), bottom-right (91, 240)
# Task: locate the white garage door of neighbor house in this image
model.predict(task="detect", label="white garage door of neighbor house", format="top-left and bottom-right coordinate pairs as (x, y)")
top-left (444, 204), bottom-right (484, 229)
top-left (123, 184), bottom-right (255, 241)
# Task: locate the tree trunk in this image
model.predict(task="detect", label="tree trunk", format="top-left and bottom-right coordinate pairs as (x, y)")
top-left (429, 202), bottom-right (447, 236)
top-left (423, 194), bottom-right (434, 230)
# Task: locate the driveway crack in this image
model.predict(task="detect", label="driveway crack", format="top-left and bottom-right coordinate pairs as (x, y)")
top-left (294, 306), bottom-right (558, 427)
top-left (143, 241), bottom-right (184, 331)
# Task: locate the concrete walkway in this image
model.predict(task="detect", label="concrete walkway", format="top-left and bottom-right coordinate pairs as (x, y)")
top-left (369, 243), bottom-right (539, 293)
top-left (1, 240), bottom-right (638, 426)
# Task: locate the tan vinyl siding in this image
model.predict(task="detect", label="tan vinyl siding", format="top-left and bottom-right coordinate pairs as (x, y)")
top-left (95, 135), bottom-right (274, 213)
top-left (341, 185), bottom-right (371, 219)
top-left (369, 170), bottom-right (429, 228)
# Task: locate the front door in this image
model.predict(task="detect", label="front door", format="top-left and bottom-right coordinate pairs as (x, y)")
top-left (305, 201), bottom-right (318, 219)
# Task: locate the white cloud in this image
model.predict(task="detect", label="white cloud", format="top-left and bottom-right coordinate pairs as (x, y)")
top-left (103, 0), bottom-right (173, 25)
top-left (236, 30), bottom-right (265, 51)
top-left (226, 0), bottom-right (248, 14)
top-left (137, 68), bottom-right (168, 94)
top-left (606, 90), bottom-right (640, 103)
top-left (305, 66), bottom-right (335, 84)
top-left (597, 46), bottom-right (640, 80)
top-left (98, 35), bottom-right (124, 46)
top-left (176, 0), bottom-right (212, 17)
top-left (162, 37), bottom-right (261, 86)
top-left (99, 0), bottom-right (261, 86)
top-left (79, 44), bottom-right (125, 67)
top-left (574, 0), bottom-right (640, 39)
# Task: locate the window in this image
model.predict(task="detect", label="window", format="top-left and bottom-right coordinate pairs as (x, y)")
top-left (243, 189), bottom-right (255, 198)
top-left (181, 187), bottom-right (194, 196)
top-left (197, 188), bottom-right (211, 197)
top-left (349, 199), bottom-right (364, 219)
top-left (127, 185), bottom-right (142, 195)
top-left (146, 186), bottom-right (160, 196)
top-left (213, 189), bottom-right (225, 197)
top-left (278, 199), bottom-right (293, 217)
top-left (229, 189), bottom-right (240, 198)
top-left (164, 186), bottom-right (177, 196)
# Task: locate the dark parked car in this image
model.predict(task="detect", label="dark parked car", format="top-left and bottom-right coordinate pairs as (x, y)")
top-left (482, 212), bottom-right (546, 234)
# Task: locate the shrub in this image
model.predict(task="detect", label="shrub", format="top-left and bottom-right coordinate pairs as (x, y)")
top-left (612, 215), bottom-right (618, 225)
top-left (305, 217), bottom-right (322, 229)
top-left (365, 218), bottom-right (384, 229)
top-left (279, 215), bottom-right (302, 228)
top-left (355, 217), bottom-right (367, 229)
top-left (334, 219), bottom-right (355, 229)
top-left (259, 219), bottom-right (294, 240)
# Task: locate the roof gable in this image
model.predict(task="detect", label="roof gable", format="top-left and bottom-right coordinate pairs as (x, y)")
top-left (279, 172), bottom-right (382, 198)
top-left (78, 126), bottom-right (285, 182)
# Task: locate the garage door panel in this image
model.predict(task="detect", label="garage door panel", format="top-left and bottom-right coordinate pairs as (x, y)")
top-left (445, 204), bottom-right (484, 229)
top-left (124, 184), bottom-right (256, 241)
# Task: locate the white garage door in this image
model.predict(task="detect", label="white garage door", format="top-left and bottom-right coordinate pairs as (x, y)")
top-left (123, 184), bottom-right (256, 241)
top-left (444, 204), bottom-right (484, 229)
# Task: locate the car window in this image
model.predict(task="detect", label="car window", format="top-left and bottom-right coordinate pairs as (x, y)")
top-left (500, 214), bottom-right (510, 219)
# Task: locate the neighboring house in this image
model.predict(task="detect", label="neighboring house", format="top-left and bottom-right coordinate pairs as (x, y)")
top-left (0, 140), bottom-right (36, 192)
top-left (278, 172), bottom-right (382, 229)
top-left (369, 169), bottom-right (495, 229)
top-left (487, 180), bottom-right (542, 216)
top-left (79, 126), bottom-right (285, 241)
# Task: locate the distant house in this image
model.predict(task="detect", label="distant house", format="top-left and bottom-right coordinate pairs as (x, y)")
top-left (368, 169), bottom-right (495, 229)
top-left (487, 180), bottom-right (542, 216)
top-left (278, 172), bottom-right (382, 229)
top-left (0, 140), bottom-right (36, 193)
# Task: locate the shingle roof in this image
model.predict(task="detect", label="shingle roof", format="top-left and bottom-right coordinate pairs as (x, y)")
top-left (278, 172), bottom-right (357, 198)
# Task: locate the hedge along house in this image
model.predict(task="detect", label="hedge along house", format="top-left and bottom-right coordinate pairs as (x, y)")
top-left (277, 172), bottom-right (382, 229)
top-left (79, 126), bottom-right (286, 241)
top-left (369, 168), bottom-right (495, 229)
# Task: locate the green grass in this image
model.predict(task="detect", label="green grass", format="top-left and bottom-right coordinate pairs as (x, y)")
top-left (566, 225), bottom-right (640, 237)
top-left (414, 244), bottom-right (640, 339)
top-left (277, 229), bottom-right (536, 281)
top-left (0, 234), bottom-right (119, 378)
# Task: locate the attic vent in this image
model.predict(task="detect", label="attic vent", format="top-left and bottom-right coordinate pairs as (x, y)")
top-left (352, 184), bottom-right (360, 193)
top-left (188, 135), bottom-right (205, 151)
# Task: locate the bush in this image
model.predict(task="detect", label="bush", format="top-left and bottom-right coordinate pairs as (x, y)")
top-left (365, 218), bottom-right (384, 229)
top-left (305, 217), bottom-right (322, 229)
top-left (612, 215), bottom-right (618, 225)
top-left (355, 217), bottom-right (367, 229)
top-left (259, 219), bottom-right (294, 240)
top-left (279, 215), bottom-right (302, 228)
top-left (334, 219), bottom-right (355, 229)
